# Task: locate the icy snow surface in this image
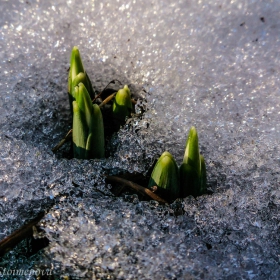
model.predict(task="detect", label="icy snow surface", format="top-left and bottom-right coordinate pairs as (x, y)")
top-left (1, 0), bottom-right (280, 279)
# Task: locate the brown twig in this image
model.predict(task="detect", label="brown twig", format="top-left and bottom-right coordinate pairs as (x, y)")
top-left (0, 212), bottom-right (45, 257)
top-left (52, 129), bottom-right (72, 153)
top-left (106, 176), bottom-right (168, 204)
top-left (92, 79), bottom-right (122, 103)
top-left (99, 92), bottom-right (116, 108)
top-left (92, 91), bottom-right (104, 103)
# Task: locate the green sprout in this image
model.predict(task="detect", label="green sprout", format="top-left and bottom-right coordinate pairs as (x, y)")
top-left (68, 46), bottom-right (94, 112)
top-left (53, 48), bottom-right (138, 160)
top-left (148, 126), bottom-right (207, 201)
top-left (179, 126), bottom-right (206, 197)
top-left (112, 85), bottom-right (132, 122)
top-left (148, 151), bottom-right (180, 201)
top-left (72, 83), bottom-right (105, 159)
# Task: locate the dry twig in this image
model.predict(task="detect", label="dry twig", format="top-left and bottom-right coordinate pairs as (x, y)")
top-left (99, 92), bottom-right (117, 108)
top-left (92, 79), bottom-right (122, 103)
top-left (52, 129), bottom-right (72, 153)
top-left (106, 176), bottom-right (168, 204)
top-left (0, 212), bottom-right (45, 257)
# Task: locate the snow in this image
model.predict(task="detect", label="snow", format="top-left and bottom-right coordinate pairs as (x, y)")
top-left (1, 0), bottom-right (280, 279)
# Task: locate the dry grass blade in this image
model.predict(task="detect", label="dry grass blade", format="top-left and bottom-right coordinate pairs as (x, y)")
top-left (99, 92), bottom-right (116, 108)
top-left (92, 79), bottom-right (122, 103)
top-left (0, 212), bottom-right (45, 257)
top-left (52, 129), bottom-right (72, 153)
top-left (106, 176), bottom-right (168, 204)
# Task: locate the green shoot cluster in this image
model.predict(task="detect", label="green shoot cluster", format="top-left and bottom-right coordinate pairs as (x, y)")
top-left (148, 126), bottom-right (206, 200)
top-left (68, 47), bottom-right (207, 200)
top-left (68, 46), bottom-right (132, 159)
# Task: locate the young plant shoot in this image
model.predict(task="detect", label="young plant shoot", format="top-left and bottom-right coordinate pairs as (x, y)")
top-left (68, 46), bottom-right (94, 112)
top-left (72, 83), bottom-right (105, 159)
top-left (179, 126), bottom-right (206, 197)
top-left (148, 151), bottom-right (180, 201)
top-left (112, 85), bottom-right (132, 122)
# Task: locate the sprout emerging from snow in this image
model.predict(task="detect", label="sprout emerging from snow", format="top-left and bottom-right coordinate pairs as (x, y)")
top-left (72, 83), bottom-right (105, 159)
top-left (179, 126), bottom-right (206, 197)
top-left (149, 127), bottom-right (207, 201)
top-left (68, 46), bottom-right (94, 112)
top-left (148, 151), bottom-right (180, 201)
top-left (112, 85), bottom-right (132, 122)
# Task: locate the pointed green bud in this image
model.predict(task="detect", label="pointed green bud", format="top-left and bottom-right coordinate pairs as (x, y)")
top-left (182, 126), bottom-right (200, 171)
top-left (86, 104), bottom-right (105, 159)
top-left (72, 101), bottom-right (87, 159)
top-left (148, 151), bottom-right (180, 201)
top-left (68, 72), bottom-right (87, 113)
top-left (72, 84), bottom-right (92, 159)
top-left (72, 72), bottom-right (95, 100)
top-left (71, 73), bottom-right (87, 98)
top-left (74, 83), bottom-right (94, 129)
top-left (112, 85), bottom-right (132, 122)
top-left (68, 47), bottom-right (85, 94)
top-left (72, 84), bottom-right (105, 159)
top-left (68, 46), bottom-right (94, 103)
top-left (180, 126), bottom-right (206, 197)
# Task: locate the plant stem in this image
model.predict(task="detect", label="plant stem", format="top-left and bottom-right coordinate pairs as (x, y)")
top-left (106, 176), bottom-right (168, 204)
top-left (0, 212), bottom-right (45, 257)
top-left (99, 92), bottom-right (116, 108)
top-left (92, 79), bottom-right (122, 103)
top-left (52, 129), bottom-right (72, 153)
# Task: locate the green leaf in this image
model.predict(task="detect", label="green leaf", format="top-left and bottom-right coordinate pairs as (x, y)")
top-left (112, 85), bottom-right (132, 122)
top-left (73, 87), bottom-right (105, 159)
top-left (74, 83), bottom-right (94, 130)
top-left (148, 151), bottom-right (180, 201)
top-left (179, 163), bottom-right (200, 197)
top-left (68, 72), bottom-right (87, 113)
top-left (72, 83), bottom-right (93, 159)
top-left (72, 101), bottom-right (87, 159)
top-left (68, 46), bottom-right (85, 94)
top-left (86, 104), bottom-right (105, 159)
top-left (180, 126), bottom-right (206, 197)
top-left (71, 73), bottom-right (87, 99)
top-left (182, 126), bottom-right (200, 172)
top-left (68, 46), bottom-right (95, 101)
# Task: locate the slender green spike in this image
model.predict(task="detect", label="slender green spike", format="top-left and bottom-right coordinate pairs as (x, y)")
top-left (73, 87), bottom-right (105, 159)
top-left (74, 83), bottom-right (94, 129)
top-left (72, 72), bottom-right (95, 100)
top-left (72, 101), bottom-right (87, 159)
top-left (68, 46), bottom-right (95, 103)
top-left (180, 126), bottom-right (206, 197)
top-left (71, 73), bottom-right (87, 99)
top-left (148, 151), bottom-right (180, 201)
top-left (68, 47), bottom-right (85, 94)
top-left (112, 85), bottom-right (132, 122)
top-left (68, 72), bottom-right (87, 113)
top-left (72, 83), bottom-right (92, 159)
top-left (86, 104), bottom-right (105, 159)
top-left (182, 126), bottom-right (200, 171)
